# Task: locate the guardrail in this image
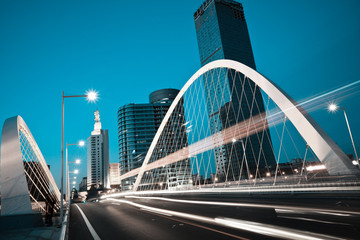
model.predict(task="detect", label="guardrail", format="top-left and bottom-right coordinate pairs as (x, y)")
top-left (59, 204), bottom-right (70, 240)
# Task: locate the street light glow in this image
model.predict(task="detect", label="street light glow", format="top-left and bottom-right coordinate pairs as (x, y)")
top-left (79, 140), bottom-right (85, 146)
top-left (72, 181), bottom-right (76, 184)
top-left (74, 169), bottom-right (79, 174)
top-left (75, 159), bottom-right (81, 164)
top-left (86, 90), bottom-right (98, 102)
top-left (328, 103), bottom-right (338, 112)
top-left (306, 165), bottom-right (326, 171)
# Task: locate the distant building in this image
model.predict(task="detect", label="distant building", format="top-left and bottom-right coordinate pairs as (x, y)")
top-left (78, 177), bottom-right (87, 192)
top-left (87, 110), bottom-right (110, 190)
top-left (194, 0), bottom-right (276, 181)
top-left (118, 89), bottom-right (191, 191)
top-left (109, 163), bottom-right (121, 188)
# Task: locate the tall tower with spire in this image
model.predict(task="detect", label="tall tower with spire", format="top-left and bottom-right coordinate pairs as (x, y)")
top-left (92, 110), bottom-right (102, 135)
top-left (87, 110), bottom-right (110, 190)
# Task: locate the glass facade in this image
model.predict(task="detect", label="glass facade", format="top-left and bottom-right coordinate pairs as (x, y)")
top-left (118, 89), bottom-right (191, 190)
top-left (194, 0), bottom-right (276, 181)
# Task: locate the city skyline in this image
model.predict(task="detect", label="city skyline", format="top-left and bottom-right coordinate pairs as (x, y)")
top-left (1, 0), bottom-right (360, 189)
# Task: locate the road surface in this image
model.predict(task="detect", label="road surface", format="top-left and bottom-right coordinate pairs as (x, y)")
top-left (69, 194), bottom-right (360, 240)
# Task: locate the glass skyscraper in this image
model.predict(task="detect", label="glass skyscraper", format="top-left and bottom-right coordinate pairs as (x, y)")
top-left (118, 89), bottom-right (191, 190)
top-left (194, 0), bottom-right (276, 181)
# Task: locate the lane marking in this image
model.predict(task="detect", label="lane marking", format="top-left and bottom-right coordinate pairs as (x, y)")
top-left (75, 204), bottom-right (101, 240)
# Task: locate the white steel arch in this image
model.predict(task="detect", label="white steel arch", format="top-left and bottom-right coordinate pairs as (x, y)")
top-left (1, 116), bottom-right (61, 215)
top-left (133, 59), bottom-right (359, 191)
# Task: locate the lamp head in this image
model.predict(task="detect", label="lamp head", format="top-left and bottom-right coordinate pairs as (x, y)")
top-left (86, 90), bottom-right (98, 102)
top-left (78, 140), bottom-right (85, 147)
top-left (75, 159), bottom-right (81, 164)
top-left (74, 169), bottom-right (79, 174)
top-left (328, 104), bottom-right (338, 112)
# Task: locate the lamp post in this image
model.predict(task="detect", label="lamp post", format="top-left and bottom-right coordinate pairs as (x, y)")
top-left (68, 169), bottom-right (79, 200)
top-left (68, 160), bottom-right (81, 196)
top-left (61, 90), bottom-right (98, 222)
top-left (328, 104), bottom-right (359, 167)
top-left (66, 141), bottom-right (83, 202)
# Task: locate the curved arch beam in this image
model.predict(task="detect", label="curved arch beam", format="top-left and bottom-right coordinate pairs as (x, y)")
top-left (133, 60), bottom-right (359, 191)
top-left (1, 116), bottom-right (61, 215)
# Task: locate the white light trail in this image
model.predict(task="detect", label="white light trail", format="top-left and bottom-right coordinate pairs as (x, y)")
top-left (277, 216), bottom-right (351, 226)
top-left (106, 198), bottom-right (347, 240)
top-left (306, 165), bottom-right (326, 171)
top-left (124, 196), bottom-right (359, 217)
top-left (119, 80), bottom-right (360, 183)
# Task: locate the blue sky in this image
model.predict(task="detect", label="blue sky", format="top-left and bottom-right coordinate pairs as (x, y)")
top-left (1, 0), bottom-right (360, 189)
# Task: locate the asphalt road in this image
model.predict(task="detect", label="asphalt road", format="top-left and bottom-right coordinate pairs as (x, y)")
top-left (69, 195), bottom-right (360, 240)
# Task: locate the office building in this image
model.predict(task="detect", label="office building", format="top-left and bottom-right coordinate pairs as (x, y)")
top-left (109, 163), bottom-right (121, 188)
top-left (87, 110), bottom-right (110, 190)
top-left (118, 89), bottom-right (191, 190)
top-left (78, 177), bottom-right (87, 192)
top-left (194, 0), bottom-right (276, 181)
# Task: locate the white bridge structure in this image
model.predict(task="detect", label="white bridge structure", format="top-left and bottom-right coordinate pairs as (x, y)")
top-left (1, 116), bottom-right (61, 216)
top-left (119, 60), bottom-right (359, 192)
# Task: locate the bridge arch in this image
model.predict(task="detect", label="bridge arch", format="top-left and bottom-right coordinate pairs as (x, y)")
top-left (1, 116), bottom-right (61, 215)
top-left (133, 59), bottom-right (359, 191)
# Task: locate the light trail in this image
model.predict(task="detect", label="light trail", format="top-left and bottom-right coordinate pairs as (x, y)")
top-left (277, 216), bottom-right (351, 226)
top-left (296, 80), bottom-right (360, 111)
top-left (119, 80), bottom-right (360, 182)
top-left (267, 80), bottom-right (360, 121)
top-left (106, 198), bottom-right (347, 240)
top-left (214, 217), bottom-right (345, 240)
top-left (101, 183), bottom-right (360, 202)
top-left (124, 196), bottom-right (360, 217)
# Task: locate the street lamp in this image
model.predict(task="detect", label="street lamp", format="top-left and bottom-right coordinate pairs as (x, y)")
top-left (66, 142), bottom-right (84, 202)
top-left (61, 90), bottom-right (98, 222)
top-left (68, 160), bottom-right (81, 198)
top-left (328, 104), bottom-right (359, 167)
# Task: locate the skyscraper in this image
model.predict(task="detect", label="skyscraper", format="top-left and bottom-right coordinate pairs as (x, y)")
top-left (194, 0), bottom-right (276, 181)
top-left (118, 89), bottom-right (191, 190)
top-left (87, 110), bottom-right (110, 190)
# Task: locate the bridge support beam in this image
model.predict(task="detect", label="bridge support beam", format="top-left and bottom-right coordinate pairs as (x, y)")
top-left (133, 60), bottom-right (359, 191)
top-left (1, 116), bottom-right (32, 216)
